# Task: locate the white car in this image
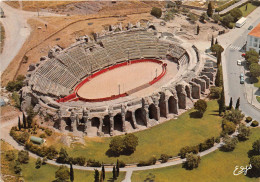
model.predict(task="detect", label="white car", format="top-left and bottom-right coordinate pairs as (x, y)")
top-left (237, 60), bottom-right (242, 65)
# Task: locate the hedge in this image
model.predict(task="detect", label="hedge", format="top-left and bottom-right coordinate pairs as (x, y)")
top-left (251, 120), bottom-right (259, 127)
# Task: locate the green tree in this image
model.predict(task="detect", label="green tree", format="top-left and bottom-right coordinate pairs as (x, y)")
top-left (224, 109), bottom-right (244, 124)
top-left (252, 138), bottom-right (260, 155)
top-left (116, 159), bottom-right (120, 177)
top-left (235, 97), bottom-right (240, 110)
top-left (13, 160), bottom-right (22, 174)
top-left (18, 116), bottom-right (21, 130)
top-left (207, 2), bottom-right (213, 17)
top-left (217, 52), bottom-right (222, 65)
top-left (211, 44), bottom-right (224, 55)
top-left (112, 166), bottom-right (116, 180)
top-left (55, 165), bottom-right (70, 182)
top-left (229, 97), bottom-right (233, 110)
top-left (94, 169), bottom-right (99, 182)
top-left (222, 14), bottom-right (234, 27)
top-left (245, 49), bottom-right (259, 60)
top-left (184, 153), bottom-right (201, 170)
top-left (194, 99), bottom-right (207, 117)
top-left (18, 150), bottom-right (29, 164)
top-left (249, 63), bottom-right (260, 78)
top-left (123, 133), bottom-right (139, 154)
top-left (247, 56), bottom-right (259, 65)
top-left (222, 120), bottom-right (236, 135)
top-left (46, 145), bottom-right (58, 160)
top-left (42, 156), bottom-right (47, 165)
top-left (35, 157), bottom-right (42, 169)
top-left (200, 12), bottom-right (208, 22)
top-left (245, 4), bottom-right (248, 11)
top-left (188, 13), bottom-right (198, 23)
top-left (109, 136), bottom-right (124, 155)
top-left (151, 7), bottom-right (162, 18)
top-left (218, 87), bottom-right (225, 115)
top-left (237, 124), bottom-right (251, 141)
top-left (101, 164), bottom-right (105, 180)
top-left (197, 25), bottom-right (200, 35)
top-left (221, 136), bottom-right (238, 152)
top-left (70, 163), bottom-right (74, 182)
top-left (250, 156), bottom-right (260, 174)
top-left (99, 171), bottom-right (103, 182)
top-left (57, 148), bottom-right (69, 164)
top-left (26, 106), bottom-right (35, 128)
top-left (5, 150), bottom-right (15, 161)
top-left (230, 8), bottom-right (242, 22)
top-left (209, 86), bottom-right (222, 99)
top-left (212, 14), bottom-right (220, 23)
top-left (215, 38), bottom-right (218, 45)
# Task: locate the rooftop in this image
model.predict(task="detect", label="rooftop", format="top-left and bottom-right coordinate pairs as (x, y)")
top-left (249, 23), bottom-right (260, 38)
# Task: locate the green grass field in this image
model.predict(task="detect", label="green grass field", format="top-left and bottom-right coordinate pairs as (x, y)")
top-left (239, 3), bottom-right (258, 17)
top-left (61, 100), bottom-right (222, 164)
top-left (131, 128), bottom-right (260, 182)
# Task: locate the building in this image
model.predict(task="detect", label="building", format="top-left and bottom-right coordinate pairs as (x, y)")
top-left (246, 23), bottom-right (260, 54)
top-left (30, 136), bottom-right (45, 145)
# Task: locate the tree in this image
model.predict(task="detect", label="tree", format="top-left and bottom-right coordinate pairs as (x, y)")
top-left (245, 4), bottom-right (248, 11)
top-left (215, 38), bottom-right (218, 45)
top-left (209, 86), bottom-right (221, 99)
top-left (23, 112), bottom-right (26, 128)
top-left (18, 150), bottom-right (29, 164)
top-left (112, 166), bottom-right (116, 180)
top-left (55, 165), bottom-right (70, 182)
top-left (249, 63), bottom-right (260, 78)
top-left (247, 56), bottom-right (259, 65)
top-left (194, 99), bottom-right (207, 117)
top-left (184, 153), bottom-right (200, 170)
top-left (188, 13), bottom-right (198, 23)
top-left (211, 35), bottom-right (214, 47)
top-left (5, 150), bottom-right (15, 161)
top-left (245, 49), bottom-right (259, 60)
top-left (217, 51), bottom-right (222, 65)
top-left (221, 136), bottom-right (238, 151)
top-left (151, 7), bottom-right (162, 18)
top-left (70, 163), bottom-right (74, 182)
top-left (212, 14), bottom-right (220, 23)
top-left (250, 156), bottom-right (260, 174)
top-left (229, 97), bottom-right (233, 110)
top-left (35, 157), bottom-right (42, 169)
top-left (197, 25), bottom-right (200, 35)
top-left (235, 97), bottom-right (240, 110)
top-left (237, 124), bottom-right (251, 141)
top-left (252, 138), bottom-right (260, 155)
top-left (230, 8), bottom-right (242, 22)
top-left (218, 87), bottom-right (225, 115)
top-left (42, 156), bottom-right (47, 165)
top-left (116, 159), bottom-right (120, 177)
top-left (99, 170), bottom-right (103, 182)
top-left (207, 2), bottom-right (213, 17)
top-left (222, 120), bottom-right (236, 135)
top-left (222, 14), bottom-right (234, 27)
top-left (18, 116), bottom-right (21, 130)
top-left (101, 164), bottom-right (105, 180)
top-left (211, 44), bottom-right (223, 56)
top-left (26, 106), bottom-right (36, 128)
top-left (57, 148), bottom-right (69, 164)
top-left (14, 161), bottom-right (22, 174)
top-left (224, 109), bottom-right (244, 124)
top-left (109, 136), bottom-right (124, 155)
top-left (94, 169), bottom-right (99, 182)
top-left (123, 133), bottom-right (139, 154)
top-left (46, 145), bottom-right (58, 160)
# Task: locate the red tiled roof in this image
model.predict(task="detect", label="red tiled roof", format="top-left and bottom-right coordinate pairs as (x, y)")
top-left (249, 23), bottom-right (260, 37)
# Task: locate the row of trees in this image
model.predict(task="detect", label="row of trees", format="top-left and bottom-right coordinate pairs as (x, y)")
top-left (245, 50), bottom-right (260, 79)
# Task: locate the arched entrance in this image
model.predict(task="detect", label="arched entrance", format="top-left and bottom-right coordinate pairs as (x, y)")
top-left (114, 114), bottom-right (123, 132)
top-left (168, 96), bottom-right (178, 114)
top-left (148, 104), bottom-right (157, 120)
top-left (102, 115), bottom-right (110, 134)
top-left (135, 108), bottom-right (145, 126)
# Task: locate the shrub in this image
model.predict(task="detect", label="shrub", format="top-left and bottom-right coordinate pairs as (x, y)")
top-left (237, 124), bottom-right (251, 141)
top-left (250, 156), bottom-right (260, 175)
top-left (39, 134), bottom-right (46, 138)
top-left (87, 159), bottom-right (101, 167)
top-left (75, 156), bottom-right (86, 166)
top-left (13, 161), bottom-right (22, 174)
top-left (187, 13), bottom-right (198, 23)
top-left (109, 136), bottom-right (124, 156)
top-left (221, 136), bottom-right (238, 152)
top-left (183, 153), bottom-right (200, 170)
top-left (117, 160), bottom-right (126, 168)
top-left (151, 7), bottom-right (162, 18)
top-left (137, 156), bottom-right (157, 167)
top-left (160, 154), bottom-right (170, 163)
top-left (246, 117), bottom-right (253, 123)
top-left (123, 133), bottom-right (138, 154)
top-left (5, 150), bottom-right (15, 161)
top-left (252, 139), bottom-right (260, 155)
top-left (251, 120), bottom-right (259, 127)
top-left (44, 128), bottom-right (52, 136)
top-left (215, 136), bottom-right (221, 143)
top-left (224, 109), bottom-right (244, 124)
top-left (209, 86), bottom-right (221, 99)
top-left (18, 150), bottom-right (29, 164)
top-left (194, 99), bottom-right (207, 117)
top-left (12, 92), bottom-right (20, 109)
top-left (179, 145), bottom-right (199, 158)
top-left (199, 137), bottom-right (215, 152)
top-left (222, 120), bottom-right (236, 135)
top-left (6, 75), bottom-right (25, 92)
top-left (35, 157), bottom-right (42, 169)
top-left (42, 156), bottom-right (47, 165)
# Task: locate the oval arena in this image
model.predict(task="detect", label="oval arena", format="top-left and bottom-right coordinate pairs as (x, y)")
top-left (21, 23), bottom-right (216, 137)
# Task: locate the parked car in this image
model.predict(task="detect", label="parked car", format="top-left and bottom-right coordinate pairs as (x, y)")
top-left (240, 73), bottom-right (244, 84)
top-left (237, 60), bottom-right (242, 65)
top-left (248, 25), bottom-right (253, 30)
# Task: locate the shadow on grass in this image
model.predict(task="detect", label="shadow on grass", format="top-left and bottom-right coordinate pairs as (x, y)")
top-left (189, 111), bottom-right (202, 118)
top-left (246, 168), bottom-right (260, 178)
top-left (247, 149), bottom-right (259, 158)
top-left (105, 149), bottom-right (134, 157)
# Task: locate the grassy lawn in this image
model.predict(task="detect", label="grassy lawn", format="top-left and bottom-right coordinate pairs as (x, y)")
top-left (256, 96), bottom-right (260, 103)
top-left (132, 128), bottom-right (260, 182)
top-left (60, 100), bottom-right (222, 164)
top-left (0, 141), bottom-right (125, 182)
top-left (254, 77), bottom-right (260, 88)
top-left (239, 3), bottom-right (258, 17)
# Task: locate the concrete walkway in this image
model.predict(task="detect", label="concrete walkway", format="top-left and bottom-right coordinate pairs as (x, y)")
top-left (218, 0), bottom-right (248, 15)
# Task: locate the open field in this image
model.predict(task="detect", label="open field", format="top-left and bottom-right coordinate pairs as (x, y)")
top-left (54, 100), bottom-right (223, 164)
top-left (0, 140), bottom-right (125, 182)
top-left (131, 128), bottom-right (260, 182)
top-left (238, 2), bottom-right (258, 17)
top-left (0, 22), bottom-right (5, 53)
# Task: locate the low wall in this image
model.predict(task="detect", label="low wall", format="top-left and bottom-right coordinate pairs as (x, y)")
top-left (57, 59), bottom-right (166, 103)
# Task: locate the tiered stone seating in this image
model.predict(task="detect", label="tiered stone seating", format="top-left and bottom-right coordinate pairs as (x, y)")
top-left (157, 42), bottom-right (169, 58)
top-left (92, 48), bottom-right (113, 69)
top-left (169, 44), bottom-right (186, 59)
top-left (137, 31), bottom-right (158, 58)
top-left (178, 54), bottom-right (189, 66)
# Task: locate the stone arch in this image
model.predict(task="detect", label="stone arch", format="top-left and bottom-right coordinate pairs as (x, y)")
top-left (135, 108), bottom-right (146, 126)
top-left (91, 117), bottom-right (100, 128)
top-left (114, 113), bottom-right (123, 132)
top-left (148, 104), bottom-right (157, 120)
top-left (102, 115), bottom-right (110, 134)
top-left (185, 85), bottom-right (191, 98)
top-left (159, 94), bottom-right (167, 118)
top-left (125, 111), bottom-right (135, 129)
top-left (148, 25), bottom-right (156, 30)
top-left (168, 96), bottom-right (178, 114)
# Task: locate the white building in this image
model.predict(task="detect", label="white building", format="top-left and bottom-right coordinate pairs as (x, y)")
top-left (246, 23), bottom-right (260, 54)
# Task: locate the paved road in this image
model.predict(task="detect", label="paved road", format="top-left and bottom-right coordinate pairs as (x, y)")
top-left (0, 2), bottom-right (63, 74)
top-left (218, 7), bottom-right (260, 120)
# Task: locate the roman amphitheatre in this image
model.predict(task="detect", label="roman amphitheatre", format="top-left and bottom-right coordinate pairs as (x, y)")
top-left (21, 22), bottom-right (216, 137)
